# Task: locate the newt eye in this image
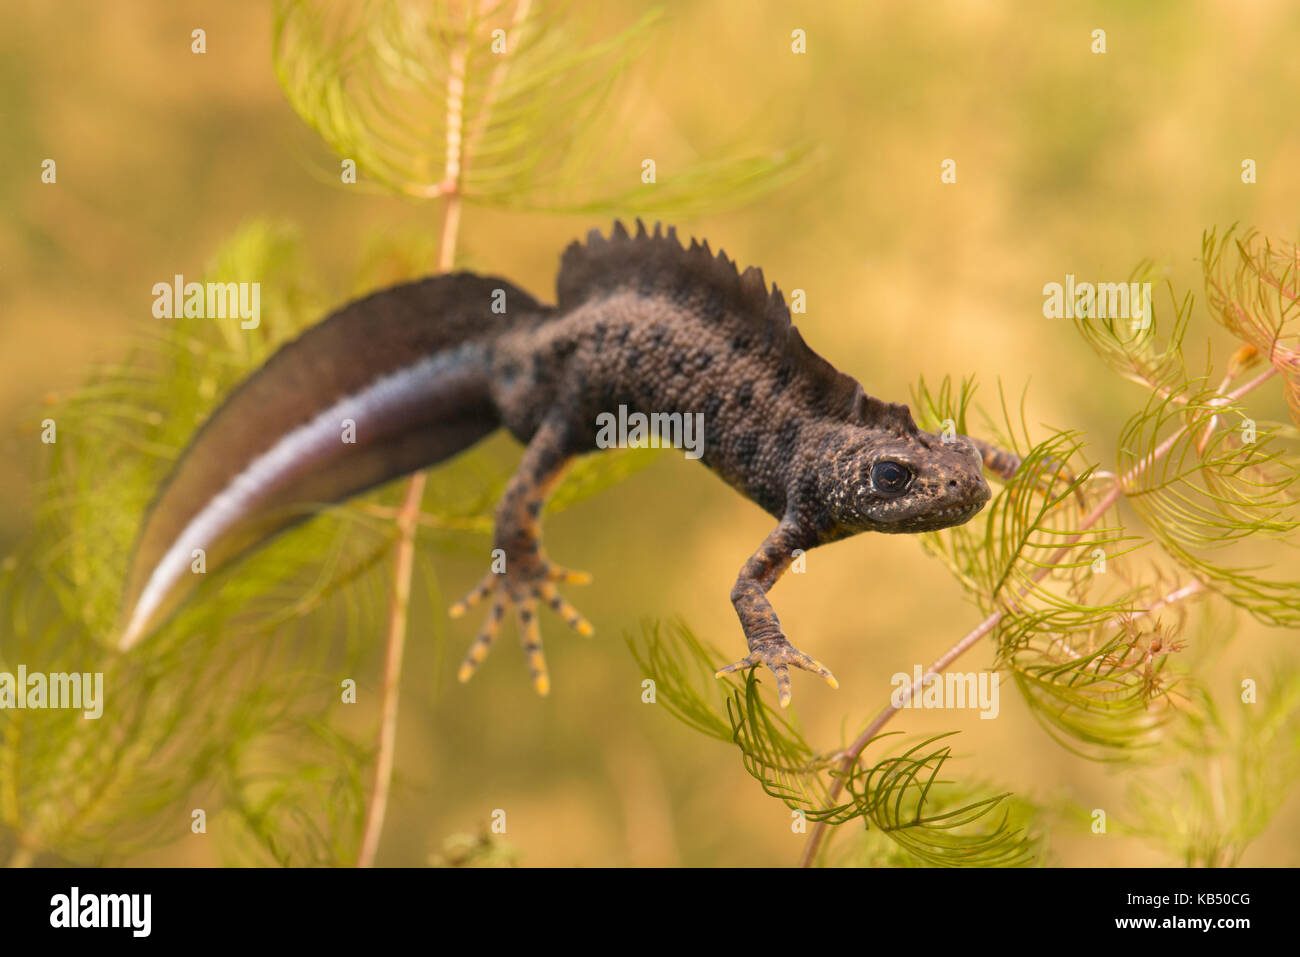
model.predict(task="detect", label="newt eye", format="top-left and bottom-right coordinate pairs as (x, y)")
top-left (871, 461), bottom-right (912, 495)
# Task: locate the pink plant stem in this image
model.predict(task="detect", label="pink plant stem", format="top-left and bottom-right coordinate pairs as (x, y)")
top-left (356, 33), bottom-right (470, 871)
top-left (356, 0), bottom-right (530, 868)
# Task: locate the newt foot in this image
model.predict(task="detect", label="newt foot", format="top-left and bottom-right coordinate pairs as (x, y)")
top-left (450, 561), bottom-right (592, 696)
top-left (715, 635), bottom-right (838, 708)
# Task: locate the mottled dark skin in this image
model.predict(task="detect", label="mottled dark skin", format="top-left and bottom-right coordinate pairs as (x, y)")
top-left (122, 218), bottom-right (1019, 704)
top-left (450, 221), bottom-right (1000, 705)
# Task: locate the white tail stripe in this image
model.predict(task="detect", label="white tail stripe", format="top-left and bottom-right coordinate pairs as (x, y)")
top-left (119, 345), bottom-right (480, 649)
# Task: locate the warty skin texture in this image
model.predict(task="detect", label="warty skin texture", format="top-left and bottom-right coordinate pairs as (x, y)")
top-left (119, 221), bottom-right (1005, 706)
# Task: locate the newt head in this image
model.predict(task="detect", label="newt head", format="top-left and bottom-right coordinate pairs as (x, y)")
top-left (821, 401), bottom-right (991, 535)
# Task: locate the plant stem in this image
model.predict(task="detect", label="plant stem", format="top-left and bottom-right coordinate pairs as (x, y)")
top-left (356, 25), bottom-right (471, 870)
top-left (355, 221), bottom-right (461, 872)
top-left (797, 364), bottom-right (1279, 868)
top-left (356, 470), bottom-right (426, 868)
top-left (352, 502), bottom-right (490, 533)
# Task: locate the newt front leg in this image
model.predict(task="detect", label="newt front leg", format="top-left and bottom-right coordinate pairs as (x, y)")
top-left (716, 519), bottom-right (838, 707)
top-left (450, 417), bottom-right (592, 696)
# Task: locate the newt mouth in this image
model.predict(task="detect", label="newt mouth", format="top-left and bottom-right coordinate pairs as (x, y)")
top-left (935, 501), bottom-right (986, 524)
top-left (893, 499), bottom-right (988, 532)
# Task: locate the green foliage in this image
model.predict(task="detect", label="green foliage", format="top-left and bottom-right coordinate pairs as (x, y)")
top-left (0, 221), bottom-right (648, 867)
top-left (272, 0), bottom-right (807, 213)
top-left (7, 0), bottom-right (1297, 870)
top-left (840, 733), bottom-right (1037, 867)
top-left (727, 670), bottom-right (849, 820)
top-left (628, 621), bottom-right (1042, 867)
top-left (4, 0), bottom-right (814, 867)
top-left (1095, 664), bottom-right (1300, 867)
top-left (625, 618), bottom-right (735, 742)
top-left (1203, 226), bottom-right (1300, 425)
top-left (1069, 263), bottom-right (1194, 402)
top-left (825, 791), bottom-right (1042, 868)
top-left (2, 222), bottom-right (381, 866)
top-left (1118, 380), bottom-right (1300, 627)
top-left (633, 230), bottom-right (1300, 867)
top-left (913, 379), bottom-right (1162, 761)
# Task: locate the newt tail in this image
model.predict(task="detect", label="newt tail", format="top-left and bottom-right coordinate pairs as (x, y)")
top-left (117, 273), bottom-right (542, 651)
top-left (120, 221), bottom-right (1005, 706)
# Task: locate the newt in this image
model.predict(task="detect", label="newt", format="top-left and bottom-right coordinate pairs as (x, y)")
top-left (118, 221), bottom-right (1016, 705)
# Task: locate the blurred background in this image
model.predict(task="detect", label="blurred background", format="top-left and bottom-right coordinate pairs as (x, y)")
top-left (2, 0), bottom-right (1298, 865)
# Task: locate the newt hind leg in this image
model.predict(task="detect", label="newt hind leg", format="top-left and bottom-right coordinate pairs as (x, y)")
top-left (449, 419), bottom-right (592, 696)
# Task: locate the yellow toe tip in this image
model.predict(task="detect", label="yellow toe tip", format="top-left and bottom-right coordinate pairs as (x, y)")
top-left (449, 604), bottom-right (466, 619)
top-left (826, 676), bottom-right (840, 690)
top-left (457, 664), bottom-right (475, 683)
top-left (535, 676), bottom-right (551, 696)
top-left (576, 622), bottom-right (594, 637)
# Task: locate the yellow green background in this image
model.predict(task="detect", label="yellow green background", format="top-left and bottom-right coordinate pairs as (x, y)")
top-left (2, 0), bottom-right (1298, 865)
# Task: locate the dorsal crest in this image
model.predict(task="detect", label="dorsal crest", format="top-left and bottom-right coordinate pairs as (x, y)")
top-left (852, 391), bottom-right (919, 435)
top-left (557, 220), bottom-right (872, 419)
